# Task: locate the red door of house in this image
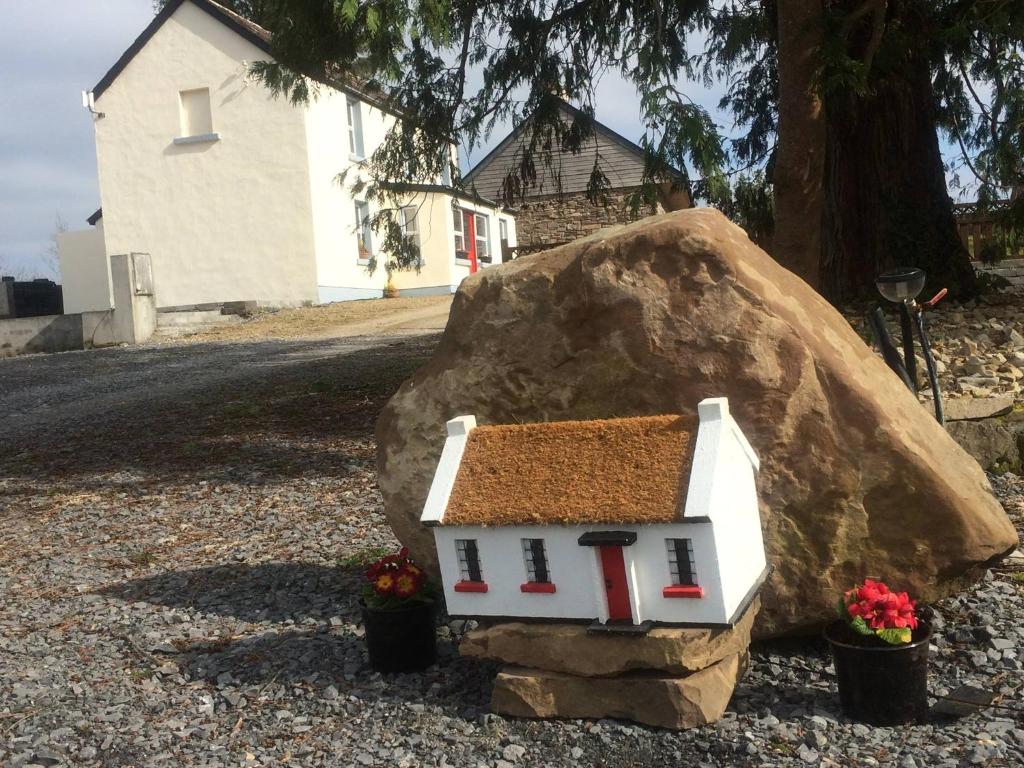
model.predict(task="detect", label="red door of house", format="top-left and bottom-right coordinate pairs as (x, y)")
top-left (464, 211), bottom-right (479, 274)
top-left (598, 545), bottom-right (633, 622)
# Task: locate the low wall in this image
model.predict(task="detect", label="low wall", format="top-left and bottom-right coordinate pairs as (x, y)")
top-left (976, 258), bottom-right (1024, 287)
top-left (0, 314), bottom-right (85, 358)
top-left (0, 255), bottom-right (157, 359)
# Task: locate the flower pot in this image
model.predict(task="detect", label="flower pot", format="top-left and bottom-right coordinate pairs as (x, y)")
top-left (360, 600), bottom-right (436, 673)
top-left (383, 284), bottom-right (400, 299)
top-left (824, 620), bottom-right (931, 726)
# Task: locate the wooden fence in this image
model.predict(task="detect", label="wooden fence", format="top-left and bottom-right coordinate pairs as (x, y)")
top-left (954, 199), bottom-right (1021, 262)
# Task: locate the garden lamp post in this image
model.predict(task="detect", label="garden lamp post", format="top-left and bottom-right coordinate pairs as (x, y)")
top-left (867, 268), bottom-right (947, 426)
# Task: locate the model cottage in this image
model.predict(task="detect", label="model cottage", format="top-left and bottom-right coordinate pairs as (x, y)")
top-left (420, 398), bottom-right (769, 630)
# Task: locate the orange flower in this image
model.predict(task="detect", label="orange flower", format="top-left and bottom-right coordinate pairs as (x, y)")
top-left (373, 572), bottom-right (396, 596)
top-left (394, 570), bottom-right (420, 599)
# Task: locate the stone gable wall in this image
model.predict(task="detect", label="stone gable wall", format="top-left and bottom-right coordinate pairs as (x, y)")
top-left (513, 189), bottom-right (663, 247)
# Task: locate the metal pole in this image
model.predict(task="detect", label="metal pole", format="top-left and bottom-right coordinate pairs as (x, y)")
top-left (867, 305), bottom-right (915, 392)
top-left (914, 311), bottom-right (945, 426)
top-left (898, 302), bottom-right (918, 388)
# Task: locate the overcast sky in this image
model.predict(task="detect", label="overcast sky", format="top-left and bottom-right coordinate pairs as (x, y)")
top-left (0, 1), bottom-right (155, 279)
top-left (0, 1), bottom-right (967, 281)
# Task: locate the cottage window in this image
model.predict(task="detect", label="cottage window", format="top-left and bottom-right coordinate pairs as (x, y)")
top-left (354, 200), bottom-right (372, 262)
top-left (474, 214), bottom-right (491, 263)
top-left (439, 151), bottom-right (452, 186)
top-left (177, 88), bottom-right (215, 140)
top-left (454, 539), bottom-right (487, 592)
top-left (663, 538), bottom-right (703, 598)
top-left (398, 206), bottom-right (422, 265)
top-left (520, 538), bottom-right (556, 593)
top-left (347, 98), bottom-right (365, 159)
top-left (452, 207), bottom-right (468, 258)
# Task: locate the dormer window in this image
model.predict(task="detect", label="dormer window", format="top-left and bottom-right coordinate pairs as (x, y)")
top-left (454, 538), bottom-right (487, 592)
top-left (520, 538), bottom-right (555, 593)
top-left (663, 538), bottom-right (703, 598)
top-left (347, 98), bottom-right (365, 159)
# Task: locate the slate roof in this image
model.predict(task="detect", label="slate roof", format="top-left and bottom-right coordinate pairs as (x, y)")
top-left (442, 415), bottom-right (697, 526)
top-left (463, 97), bottom-right (686, 200)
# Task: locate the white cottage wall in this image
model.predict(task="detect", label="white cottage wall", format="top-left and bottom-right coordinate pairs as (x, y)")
top-left (433, 523), bottom-right (733, 625)
top-left (709, 424), bottom-right (767, 620)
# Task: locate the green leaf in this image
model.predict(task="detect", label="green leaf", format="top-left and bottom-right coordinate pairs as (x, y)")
top-left (875, 627), bottom-right (912, 645)
top-left (836, 596), bottom-right (849, 619)
top-left (850, 616), bottom-right (874, 636)
top-left (366, 6), bottom-right (380, 35)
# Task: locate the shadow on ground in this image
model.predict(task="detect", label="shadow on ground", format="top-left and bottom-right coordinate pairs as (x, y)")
top-left (99, 562), bottom-right (362, 623)
top-left (0, 336), bottom-right (437, 485)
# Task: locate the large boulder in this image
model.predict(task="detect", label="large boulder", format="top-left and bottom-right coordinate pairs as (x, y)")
top-left (461, 598), bottom-right (759, 677)
top-left (376, 208), bottom-right (1018, 637)
top-left (490, 654), bottom-right (745, 729)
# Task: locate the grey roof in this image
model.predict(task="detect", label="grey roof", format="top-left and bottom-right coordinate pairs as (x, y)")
top-left (464, 98), bottom-right (679, 201)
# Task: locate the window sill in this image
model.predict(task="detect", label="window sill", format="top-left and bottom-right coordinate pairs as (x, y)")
top-left (454, 580), bottom-right (488, 593)
top-left (173, 132), bottom-right (220, 145)
top-left (455, 258), bottom-right (472, 266)
top-left (662, 585), bottom-right (704, 599)
top-left (349, 153), bottom-right (366, 163)
top-left (357, 257), bottom-right (371, 266)
top-left (520, 582), bottom-right (556, 594)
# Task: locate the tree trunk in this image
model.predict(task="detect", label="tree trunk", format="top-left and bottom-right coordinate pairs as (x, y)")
top-left (773, 0), bottom-right (827, 290)
top-left (821, 5), bottom-right (976, 303)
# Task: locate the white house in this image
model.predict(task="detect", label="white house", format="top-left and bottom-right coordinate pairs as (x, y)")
top-left (60, 0), bottom-right (516, 313)
top-left (420, 399), bottom-right (769, 630)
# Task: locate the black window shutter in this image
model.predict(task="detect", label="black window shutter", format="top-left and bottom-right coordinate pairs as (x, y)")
top-left (465, 539), bottom-right (482, 582)
top-left (529, 539), bottom-right (549, 583)
top-left (673, 539), bottom-right (694, 585)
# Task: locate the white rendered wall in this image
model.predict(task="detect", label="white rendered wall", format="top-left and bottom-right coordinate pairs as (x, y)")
top-left (433, 522), bottom-right (732, 624)
top-left (306, 89), bottom-right (390, 301)
top-left (58, 224), bottom-right (113, 313)
top-left (93, 1), bottom-right (319, 309)
top-left (708, 422), bottom-right (767, 620)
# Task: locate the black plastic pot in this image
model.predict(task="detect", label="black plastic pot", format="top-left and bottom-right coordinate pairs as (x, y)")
top-left (360, 600), bottom-right (436, 673)
top-left (825, 620), bottom-right (931, 726)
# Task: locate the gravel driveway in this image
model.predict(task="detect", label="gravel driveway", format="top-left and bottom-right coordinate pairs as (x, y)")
top-left (2, 336), bottom-right (1023, 767)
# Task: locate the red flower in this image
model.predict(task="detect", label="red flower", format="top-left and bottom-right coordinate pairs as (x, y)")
top-left (843, 579), bottom-right (917, 633)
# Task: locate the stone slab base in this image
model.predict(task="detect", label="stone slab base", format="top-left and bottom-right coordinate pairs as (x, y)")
top-left (462, 598), bottom-right (759, 677)
top-left (490, 652), bottom-right (745, 730)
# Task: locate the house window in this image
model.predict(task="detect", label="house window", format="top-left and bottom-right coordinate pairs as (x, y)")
top-left (453, 207), bottom-right (468, 259)
top-left (663, 538), bottom-right (703, 598)
top-left (454, 539), bottom-right (487, 592)
top-left (398, 206), bottom-right (422, 265)
top-left (347, 98), bottom-right (365, 159)
top-left (499, 218), bottom-right (509, 243)
top-left (178, 87), bottom-right (213, 138)
top-left (520, 538), bottom-right (556, 593)
top-left (354, 200), bottom-right (372, 262)
top-left (439, 149), bottom-right (452, 186)
top-left (474, 213), bottom-right (491, 263)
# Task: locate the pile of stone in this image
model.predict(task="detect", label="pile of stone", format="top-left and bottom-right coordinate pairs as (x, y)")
top-left (459, 599), bottom-right (760, 730)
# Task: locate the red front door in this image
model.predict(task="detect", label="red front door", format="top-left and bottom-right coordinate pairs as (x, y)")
top-left (464, 211), bottom-right (479, 274)
top-left (598, 545), bottom-right (633, 622)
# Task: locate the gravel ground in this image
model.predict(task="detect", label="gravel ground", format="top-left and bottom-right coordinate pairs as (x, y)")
top-left (2, 333), bottom-right (1024, 767)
